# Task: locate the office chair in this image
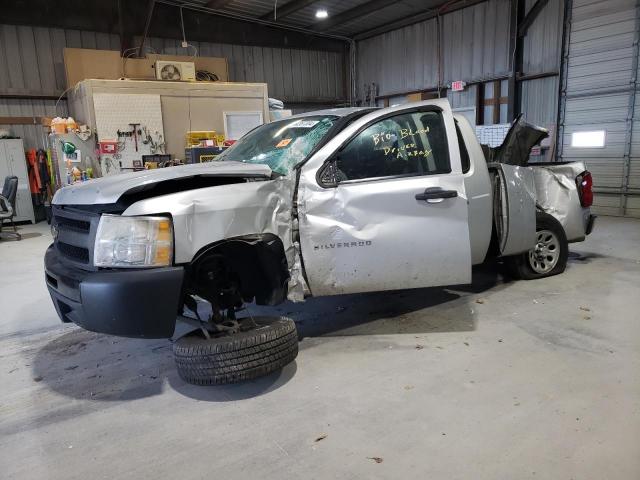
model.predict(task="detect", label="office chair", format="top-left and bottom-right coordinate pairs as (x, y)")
top-left (0, 176), bottom-right (21, 240)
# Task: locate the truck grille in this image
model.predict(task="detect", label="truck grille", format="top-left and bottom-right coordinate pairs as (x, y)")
top-left (55, 216), bottom-right (91, 233)
top-left (52, 206), bottom-right (100, 270)
top-left (57, 241), bottom-right (90, 264)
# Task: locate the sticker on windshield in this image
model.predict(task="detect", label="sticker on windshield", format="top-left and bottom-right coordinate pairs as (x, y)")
top-left (276, 138), bottom-right (292, 148)
top-left (291, 120), bottom-right (319, 128)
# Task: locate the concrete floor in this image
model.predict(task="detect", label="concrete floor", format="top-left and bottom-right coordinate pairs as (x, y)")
top-left (0, 216), bottom-right (639, 479)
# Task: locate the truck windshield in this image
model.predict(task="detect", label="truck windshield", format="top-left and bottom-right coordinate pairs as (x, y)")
top-left (218, 115), bottom-right (338, 175)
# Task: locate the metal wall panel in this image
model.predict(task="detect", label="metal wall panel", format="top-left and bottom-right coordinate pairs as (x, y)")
top-left (523, 0), bottom-right (563, 74)
top-left (355, 0), bottom-right (561, 131)
top-left (0, 99), bottom-right (67, 151)
top-left (559, 0), bottom-right (640, 217)
top-left (356, 0), bottom-right (513, 99)
top-left (143, 36), bottom-right (346, 103)
top-left (0, 24), bottom-right (120, 96)
top-left (0, 24), bottom-right (117, 151)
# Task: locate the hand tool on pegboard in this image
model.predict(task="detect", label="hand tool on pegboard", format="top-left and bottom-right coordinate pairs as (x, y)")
top-left (129, 123), bottom-right (141, 152)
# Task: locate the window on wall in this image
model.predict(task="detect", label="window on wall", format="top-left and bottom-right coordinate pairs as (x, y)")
top-left (334, 110), bottom-right (451, 182)
top-left (571, 130), bottom-right (606, 148)
top-left (476, 80), bottom-right (509, 125)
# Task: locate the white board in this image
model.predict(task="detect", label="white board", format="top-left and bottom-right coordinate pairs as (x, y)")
top-left (223, 111), bottom-right (264, 141)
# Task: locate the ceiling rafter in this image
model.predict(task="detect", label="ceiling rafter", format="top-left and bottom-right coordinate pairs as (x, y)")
top-left (352, 0), bottom-right (489, 40)
top-left (260, 0), bottom-right (319, 21)
top-left (205, 0), bottom-right (234, 8)
top-left (310, 0), bottom-right (391, 32)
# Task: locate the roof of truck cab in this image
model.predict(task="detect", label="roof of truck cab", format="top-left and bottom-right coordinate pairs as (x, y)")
top-left (290, 107), bottom-right (377, 118)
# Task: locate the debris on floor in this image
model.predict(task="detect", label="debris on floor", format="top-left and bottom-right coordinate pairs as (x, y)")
top-left (475, 298), bottom-right (485, 304)
top-left (367, 457), bottom-right (383, 464)
top-left (314, 434), bottom-right (327, 442)
top-left (415, 344), bottom-right (424, 350)
top-left (579, 306), bottom-right (591, 312)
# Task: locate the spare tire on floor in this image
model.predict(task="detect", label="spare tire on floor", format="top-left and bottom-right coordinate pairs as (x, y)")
top-left (173, 316), bottom-right (298, 385)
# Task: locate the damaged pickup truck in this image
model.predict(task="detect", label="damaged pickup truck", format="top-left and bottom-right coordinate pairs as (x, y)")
top-left (45, 99), bottom-right (596, 385)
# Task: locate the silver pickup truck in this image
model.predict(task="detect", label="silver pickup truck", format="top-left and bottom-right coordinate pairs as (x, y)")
top-left (45, 99), bottom-right (595, 385)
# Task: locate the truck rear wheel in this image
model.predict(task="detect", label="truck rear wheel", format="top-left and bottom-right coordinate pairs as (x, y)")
top-left (173, 316), bottom-right (298, 385)
top-left (506, 212), bottom-right (568, 280)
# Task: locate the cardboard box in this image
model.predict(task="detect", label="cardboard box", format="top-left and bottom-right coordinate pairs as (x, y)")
top-left (63, 48), bottom-right (229, 89)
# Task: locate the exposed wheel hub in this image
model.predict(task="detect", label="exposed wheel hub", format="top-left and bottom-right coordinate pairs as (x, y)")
top-left (528, 229), bottom-right (560, 274)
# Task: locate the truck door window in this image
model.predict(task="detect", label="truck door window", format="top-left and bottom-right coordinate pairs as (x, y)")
top-left (455, 121), bottom-right (471, 173)
top-left (334, 110), bottom-right (451, 182)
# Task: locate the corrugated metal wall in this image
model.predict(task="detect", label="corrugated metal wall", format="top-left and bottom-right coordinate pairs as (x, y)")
top-left (558, 0), bottom-right (640, 217)
top-left (356, 0), bottom-right (563, 133)
top-left (0, 23), bottom-right (347, 151)
top-left (521, 0), bottom-right (564, 134)
top-left (142, 37), bottom-right (345, 104)
top-left (0, 24), bottom-right (115, 149)
top-left (0, 24), bottom-right (121, 96)
top-left (356, 0), bottom-right (513, 106)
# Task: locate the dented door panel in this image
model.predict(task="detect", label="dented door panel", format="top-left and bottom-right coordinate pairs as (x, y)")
top-left (490, 163), bottom-right (537, 256)
top-left (298, 99), bottom-right (472, 296)
top-left (298, 175), bottom-right (471, 295)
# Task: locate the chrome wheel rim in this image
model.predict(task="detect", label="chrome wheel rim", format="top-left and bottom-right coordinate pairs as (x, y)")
top-left (528, 229), bottom-right (560, 274)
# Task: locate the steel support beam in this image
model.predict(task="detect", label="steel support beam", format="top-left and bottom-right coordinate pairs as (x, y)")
top-left (507, 0), bottom-right (525, 120)
top-left (205, 0), bottom-right (234, 8)
top-left (556, 0), bottom-right (573, 161)
top-left (621, 0), bottom-right (640, 214)
top-left (260, 0), bottom-right (318, 21)
top-left (4, 0), bottom-right (348, 52)
top-left (518, 0), bottom-right (549, 37)
top-left (353, 0), bottom-right (488, 40)
top-left (311, 0), bottom-right (392, 32)
top-left (118, 0), bottom-right (133, 55)
top-left (138, 0), bottom-right (156, 57)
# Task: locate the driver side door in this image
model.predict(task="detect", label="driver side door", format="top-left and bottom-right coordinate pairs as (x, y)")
top-left (297, 102), bottom-right (472, 296)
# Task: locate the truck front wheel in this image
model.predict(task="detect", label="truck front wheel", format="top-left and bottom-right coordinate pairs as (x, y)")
top-left (506, 212), bottom-right (569, 280)
top-left (173, 316), bottom-right (298, 385)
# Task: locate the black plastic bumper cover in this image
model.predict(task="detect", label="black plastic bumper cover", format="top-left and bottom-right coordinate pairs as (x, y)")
top-left (45, 245), bottom-right (184, 338)
top-left (586, 214), bottom-right (597, 236)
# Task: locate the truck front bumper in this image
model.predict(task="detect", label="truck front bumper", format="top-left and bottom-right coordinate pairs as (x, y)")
top-left (45, 245), bottom-right (184, 338)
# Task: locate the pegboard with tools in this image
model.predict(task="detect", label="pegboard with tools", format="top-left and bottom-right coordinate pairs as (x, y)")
top-left (93, 93), bottom-right (166, 176)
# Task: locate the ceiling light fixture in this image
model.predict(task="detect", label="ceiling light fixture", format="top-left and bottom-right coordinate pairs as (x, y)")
top-left (315, 9), bottom-right (329, 19)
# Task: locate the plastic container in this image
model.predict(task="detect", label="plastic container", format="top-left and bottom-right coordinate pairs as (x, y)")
top-left (185, 131), bottom-right (216, 147)
top-left (51, 118), bottom-right (67, 134)
top-left (66, 117), bottom-right (78, 131)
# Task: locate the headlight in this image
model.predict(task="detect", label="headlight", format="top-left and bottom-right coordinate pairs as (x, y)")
top-left (94, 215), bottom-right (173, 268)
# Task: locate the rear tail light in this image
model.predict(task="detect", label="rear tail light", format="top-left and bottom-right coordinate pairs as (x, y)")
top-left (576, 171), bottom-right (593, 207)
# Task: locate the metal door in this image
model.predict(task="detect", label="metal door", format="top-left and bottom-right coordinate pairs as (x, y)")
top-left (297, 100), bottom-right (472, 296)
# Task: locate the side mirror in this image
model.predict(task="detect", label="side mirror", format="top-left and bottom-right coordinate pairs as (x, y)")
top-left (319, 159), bottom-right (340, 187)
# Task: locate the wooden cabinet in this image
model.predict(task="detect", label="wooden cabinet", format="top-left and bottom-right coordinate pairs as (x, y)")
top-left (0, 139), bottom-right (35, 224)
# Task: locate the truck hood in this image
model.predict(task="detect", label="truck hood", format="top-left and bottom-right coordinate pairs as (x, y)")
top-left (482, 114), bottom-right (549, 166)
top-left (52, 161), bottom-right (272, 205)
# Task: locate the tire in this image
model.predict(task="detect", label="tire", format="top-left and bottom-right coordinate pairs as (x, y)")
top-left (173, 316), bottom-right (298, 385)
top-left (506, 212), bottom-right (568, 280)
